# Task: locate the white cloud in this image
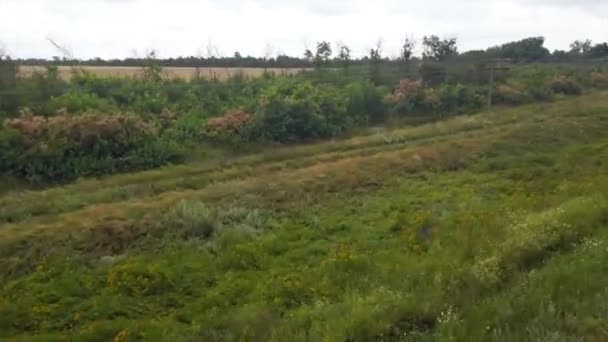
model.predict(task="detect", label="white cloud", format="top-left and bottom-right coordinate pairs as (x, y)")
top-left (0, 0), bottom-right (606, 59)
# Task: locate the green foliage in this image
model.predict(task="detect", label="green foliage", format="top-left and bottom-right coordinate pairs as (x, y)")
top-left (492, 37), bottom-right (551, 63)
top-left (14, 66), bottom-right (68, 116)
top-left (548, 75), bottom-right (583, 95)
top-left (570, 39), bottom-right (593, 55)
top-left (437, 83), bottom-right (485, 114)
top-left (587, 42), bottom-right (608, 59)
top-left (107, 262), bottom-right (174, 296)
top-left (509, 66), bottom-right (560, 101)
top-left (2, 92), bottom-right (608, 340)
top-left (337, 44), bottom-right (352, 71)
top-left (47, 90), bottom-right (117, 113)
top-left (385, 79), bottom-right (440, 116)
top-left (422, 36), bottom-right (458, 61)
top-left (591, 72), bottom-right (608, 88)
top-left (163, 200), bottom-right (218, 239)
top-left (419, 62), bottom-right (447, 86)
top-left (143, 50), bottom-right (163, 82)
top-left (368, 40), bottom-right (385, 85)
top-left (257, 80), bottom-right (349, 142)
top-left (0, 128), bottom-right (21, 172)
top-left (2, 57), bottom-right (608, 184)
top-left (1, 112), bottom-right (184, 182)
top-left (493, 84), bottom-right (531, 105)
top-left (131, 90), bottom-right (169, 114)
top-left (203, 109), bottom-right (258, 146)
top-left (314, 41), bottom-right (332, 69)
top-left (0, 57), bottom-right (19, 117)
top-left (161, 110), bottom-right (206, 142)
top-left (527, 85), bottom-right (555, 102)
top-left (343, 81), bottom-right (388, 125)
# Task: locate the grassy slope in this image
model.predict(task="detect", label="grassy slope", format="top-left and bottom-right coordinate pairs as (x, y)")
top-left (1, 93), bottom-right (608, 341)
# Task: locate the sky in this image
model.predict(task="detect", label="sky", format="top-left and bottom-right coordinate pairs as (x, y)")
top-left (0, 0), bottom-right (607, 59)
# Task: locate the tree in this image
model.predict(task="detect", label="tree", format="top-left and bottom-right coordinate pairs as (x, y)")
top-left (369, 39), bottom-right (383, 61)
top-left (0, 44), bottom-right (19, 116)
top-left (422, 35), bottom-right (458, 60)
top-left (304, 49), bottom-right (314, 63)
top-left (336, 43), bottom-right (351, 72)
top-left (570, 39), bottom-right (593, 54)
top-left (422, 36), bottom-right (457, 60)
top-left (401, 37), bottom-right (416, 61)
top-left (587, 43), bottom-right (608, 59)
top-left (206, 38), bottom-right (221, 59)
top-left (493, 37), bottom-right (550, 63)
top-left (552, 49), bottom-right (569, 61)
top-left (143, 50), bottom-right (163, 82)
top-left (400, 36), bottom-right (416, 74)
top-left (369, 39), bottom-right (384, 85)
top-left (263, 43), bottom-right (275, 62)
top-left (314, 41), bottom-right (332, 69)
top-left (263, 43), bottom-right (275, 74)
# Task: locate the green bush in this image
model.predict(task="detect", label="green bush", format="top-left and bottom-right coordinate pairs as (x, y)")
top-left (131, 91), bottom-right (170, 114)
top-left (257, 81), bottom-right (349, 142)
top-left (47, 91), bottom-right (117, 113)
top-left (202, 109), bottom-right (259, 146)
top-left (0, 59), bottom-right (599, 185)
top-left (526, 85), bottom-right (555, 102)
top-left (344, 82), bottom-right (389, 125)
top-left (385, 79), bottom-right (441, 116)
top-left (0, 128), bottom-right (22, 173)
top-left (493, 85), bottom-right (531, 105)
top-left (160, 112), bottom-right (204, 145)
top-left (591, 72), bottom-right (608, 88)
top-left (1, 112), bottom-right (184, 182)
top-left (0, 58), bottom-right (19, 116)
top-left (125, 137), bottom-right (186, 170)
top-left (437, 83), bottom-right (485, 114)
top-left (419, 62), bottom-right (447, 86)
top-left (12, 67), bottom-right (68, 117)
top-left (548, 76), bottom-right (582, 96)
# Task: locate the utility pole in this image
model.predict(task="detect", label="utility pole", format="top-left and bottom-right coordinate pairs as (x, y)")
top-left (483, 58), bottom-right (511, 110)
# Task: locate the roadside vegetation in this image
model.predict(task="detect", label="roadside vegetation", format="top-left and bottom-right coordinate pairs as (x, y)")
top-left (1, 36), bottom-right (608, 340)
top-left (2, 36), bottom-right (608, 183)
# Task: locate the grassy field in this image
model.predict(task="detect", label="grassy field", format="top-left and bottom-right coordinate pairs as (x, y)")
top-left (18, 65), bottom-right (305, 80)
top-left (2, 92), bottom-right (608, 341)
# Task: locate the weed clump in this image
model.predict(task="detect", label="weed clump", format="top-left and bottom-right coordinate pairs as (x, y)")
top-left (162, 200), bottom-right (267, 240)
top-left (163, 200), bottom-right (218, 239)
top-left (107, 262), bottom-right (174, 296)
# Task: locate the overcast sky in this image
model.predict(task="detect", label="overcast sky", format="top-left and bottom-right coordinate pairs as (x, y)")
top-left (1, 0), bottom-right (607, 59)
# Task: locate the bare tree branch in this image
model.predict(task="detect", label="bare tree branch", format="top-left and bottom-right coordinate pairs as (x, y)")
top-left (0, 41), bottom-right (7, 59)
top-left (46, 37), bottom-right (74, 60)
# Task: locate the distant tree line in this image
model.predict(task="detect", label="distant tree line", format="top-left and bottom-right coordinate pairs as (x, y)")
top-left (12, 37), bottom-right (608, 69)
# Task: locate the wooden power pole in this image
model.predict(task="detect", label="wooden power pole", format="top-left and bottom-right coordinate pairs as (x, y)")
top-left (483, 58), bottom-right (511, 111)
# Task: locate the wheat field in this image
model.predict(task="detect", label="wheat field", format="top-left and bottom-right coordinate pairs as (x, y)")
top-left (18, 65), bottom-right (305, 80)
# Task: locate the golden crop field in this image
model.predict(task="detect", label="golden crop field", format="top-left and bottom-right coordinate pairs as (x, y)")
top-left (18, 65), bottom-right (305, 80)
